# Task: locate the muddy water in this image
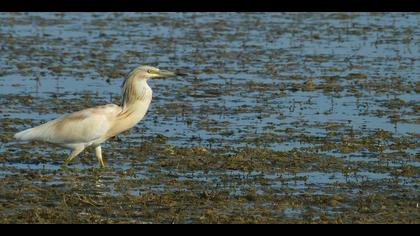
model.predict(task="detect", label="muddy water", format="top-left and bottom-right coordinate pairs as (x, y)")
top-left (0, 12), bottom-right (419, 223)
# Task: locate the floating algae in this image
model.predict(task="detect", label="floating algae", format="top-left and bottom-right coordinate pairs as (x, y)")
top-left (0, 12), bottom-right (419, 223)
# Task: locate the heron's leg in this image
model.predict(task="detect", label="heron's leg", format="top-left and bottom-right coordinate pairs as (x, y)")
top-left (95, 146), bottom-right (105, 168)
top-left (63, 146), bottom-right (85, 166)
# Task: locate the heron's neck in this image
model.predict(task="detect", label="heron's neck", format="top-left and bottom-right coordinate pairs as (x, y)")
top-left (122, 79), bottom-right (153, 111)
top-left (119, 79), bottom-right (153, 126)
top-left (109, 80), bottom-right (152, 137)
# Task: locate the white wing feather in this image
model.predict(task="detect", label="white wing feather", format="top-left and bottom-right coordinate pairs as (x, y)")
top-left (14, 104), bottom-right (122, 146)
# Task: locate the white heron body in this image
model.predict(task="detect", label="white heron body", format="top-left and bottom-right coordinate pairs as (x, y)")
top-left (14, 65), bottom-right (175, 168)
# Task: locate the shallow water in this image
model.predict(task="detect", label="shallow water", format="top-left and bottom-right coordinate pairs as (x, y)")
top-left (0, 12), bottom-right (419, 223)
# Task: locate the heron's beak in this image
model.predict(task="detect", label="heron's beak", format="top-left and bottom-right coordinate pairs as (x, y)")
top-left (155, 69), bottom-right (188, 78)
top-left (155, 70), bottom-right (177, 78)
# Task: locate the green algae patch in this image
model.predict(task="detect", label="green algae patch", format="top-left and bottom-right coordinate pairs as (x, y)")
top-left (1, 12), bottom-right (419, 223)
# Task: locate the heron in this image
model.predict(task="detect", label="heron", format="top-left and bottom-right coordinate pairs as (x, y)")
top-left (14, 65), bottom-right (182, 168)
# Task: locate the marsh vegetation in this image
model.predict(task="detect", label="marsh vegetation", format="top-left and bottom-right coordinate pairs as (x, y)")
top-left (0, 13), bottom-right (419, 223)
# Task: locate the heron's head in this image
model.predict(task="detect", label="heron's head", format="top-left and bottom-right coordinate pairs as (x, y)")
top-left (129, 65), bottom-right (177, 80)
top-left (122, 65), bottom-right (185, 108)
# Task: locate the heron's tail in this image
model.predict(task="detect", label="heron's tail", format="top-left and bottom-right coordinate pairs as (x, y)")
top-left (14, 128), bottom-right (38, 141)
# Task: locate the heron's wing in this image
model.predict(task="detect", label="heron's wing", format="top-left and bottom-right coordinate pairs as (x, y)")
top-left (15, 104), bottom-right (122, 144)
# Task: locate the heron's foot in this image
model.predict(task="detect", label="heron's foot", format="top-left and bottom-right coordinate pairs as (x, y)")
top-left (60, 162), bottom-right (70, 170)
top-left (95, 146), bottom-right (105, 169)
top-left (99, 159), bottom-right (105, 168)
